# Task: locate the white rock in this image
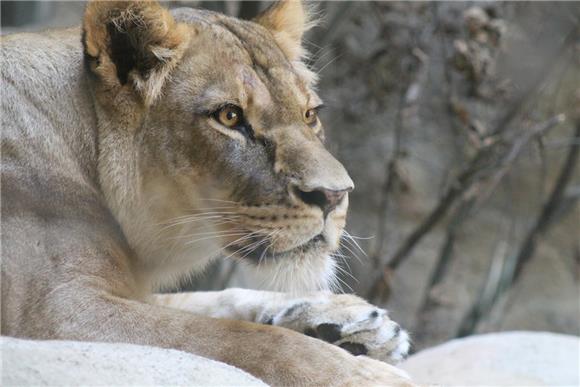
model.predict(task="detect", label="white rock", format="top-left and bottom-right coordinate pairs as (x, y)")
top-left (401, 331), bottom-right (580, 386)
top-left (1, 336), bottom-right (267, 386)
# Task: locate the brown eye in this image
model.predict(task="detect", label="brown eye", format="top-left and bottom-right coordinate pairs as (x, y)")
top-left (304, 108), bottom-right (318, 126)
top-left (216, 105), bottom-right (243, 128)
top-left (211, 104), bottom-right (254, 139)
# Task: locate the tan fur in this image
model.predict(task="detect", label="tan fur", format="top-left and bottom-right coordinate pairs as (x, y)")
top-left (254, 0), bottom-right (314, 61)
top-left (1, 1), bottom-right (413, 385)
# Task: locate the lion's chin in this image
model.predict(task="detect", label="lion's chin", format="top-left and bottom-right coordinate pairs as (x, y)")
top-left (240, 250), bottom-right (338, 294)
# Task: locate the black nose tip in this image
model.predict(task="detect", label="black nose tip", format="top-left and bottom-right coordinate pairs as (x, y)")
top-left (294, 187), bottom-right (349, 216)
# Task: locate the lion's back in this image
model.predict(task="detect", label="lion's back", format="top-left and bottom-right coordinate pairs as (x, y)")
top-left (1, 28), bottom-right (107, 336)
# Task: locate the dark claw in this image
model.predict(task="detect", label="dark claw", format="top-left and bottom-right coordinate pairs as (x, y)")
top-left (316, 323), bottom-right (342, 343)
top-left (304, 327), bottom-right (317, 338)
top-left (393, 324), bottom-right (401, 337)
top-left (282, 302), bottom-right (308, 317)
top-left (339, 342), bottom-right (368, 356)
top-left (263, 316), bottom-right (274, 325)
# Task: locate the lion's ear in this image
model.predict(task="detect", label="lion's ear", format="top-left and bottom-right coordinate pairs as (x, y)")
top-left (83, 0), bottom-right (189, 105)
top-left (254, 0), bottom-right (315, 61)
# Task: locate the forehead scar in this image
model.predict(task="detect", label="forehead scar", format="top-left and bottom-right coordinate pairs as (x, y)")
top-left (239, 66), bottom-right (272, 107)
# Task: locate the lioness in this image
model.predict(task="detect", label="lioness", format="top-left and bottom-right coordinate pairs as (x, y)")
top-left (1, 1), bottom-right (412, 385)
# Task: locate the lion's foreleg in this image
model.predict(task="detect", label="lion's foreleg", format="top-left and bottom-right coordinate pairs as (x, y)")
top-left (153, 289), bottom-right (411, 363)
top-left (152, 288), bottom-right (295, 323)
top-left (44, 285), bottom-right (362, 385)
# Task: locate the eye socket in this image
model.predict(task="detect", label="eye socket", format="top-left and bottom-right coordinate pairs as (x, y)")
top-left (210, 104), bottom-right (255, 139)
top-left (304, 107), bottom-right (319, 126)
top-left (214, 104), bottom-right (243, 128)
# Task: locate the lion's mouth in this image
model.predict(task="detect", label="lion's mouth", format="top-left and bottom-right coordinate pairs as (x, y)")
top-left (226, 233), bottom-right (326, 263)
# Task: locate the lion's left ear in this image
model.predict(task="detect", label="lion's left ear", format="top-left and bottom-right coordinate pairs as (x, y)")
top-left (83, 1), bottom-right (189, 106)
top-left (254, 0), bottom-right (315, 61)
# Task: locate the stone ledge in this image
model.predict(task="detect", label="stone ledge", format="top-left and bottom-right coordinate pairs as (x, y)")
top-left (1, 336), bottom-right (267, 386)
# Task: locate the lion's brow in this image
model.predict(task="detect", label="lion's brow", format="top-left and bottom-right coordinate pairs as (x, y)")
top-left (214, 18), bottom-right (290, 77)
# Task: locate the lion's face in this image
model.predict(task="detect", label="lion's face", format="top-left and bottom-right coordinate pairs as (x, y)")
top-left (84, 2), bottom-right (353, 291)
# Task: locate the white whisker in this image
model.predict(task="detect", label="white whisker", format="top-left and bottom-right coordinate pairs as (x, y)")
top-left (339, 241), bottom-right (363, 264)
top-left (184, 232), bottom-right (248, 246)
top-left (343, 230), bottom-right (368, 257)
top-left (159, 216), bottom-right (240, 231)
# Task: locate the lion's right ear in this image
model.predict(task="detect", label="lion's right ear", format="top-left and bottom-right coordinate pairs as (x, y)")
top-left (83, 1), bottom-right (190, 105)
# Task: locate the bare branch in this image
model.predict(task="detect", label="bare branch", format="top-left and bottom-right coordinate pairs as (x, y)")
top-left (511, 120), bottom-right (580, 282)
top-left (456, 119), bottom-right (580, 336)
top-left (390, 115), bottom-right (564, 271)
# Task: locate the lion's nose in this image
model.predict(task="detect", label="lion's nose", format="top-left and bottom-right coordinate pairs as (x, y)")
top-left (294, 186), bottom-right (352, 216)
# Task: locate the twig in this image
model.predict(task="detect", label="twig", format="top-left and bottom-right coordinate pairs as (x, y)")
top-left (365, 92), bottom-right (405, 302)
top-left (432, 2), bottom-right (479, 154)
top-left (369, 91), bottom-right (406, 269)
top-left (574, 245), bottom-right (580, 283)
top-left (474, 114), bottom-right (567, 207)
top-left (489, 27), bottom-right (578, 137)
top-left (511, 120), bottom-right (580, 282)
top-left (364, 5), bottom-right (427, 301)
top-left (414, 198), bottom-right (476, 341)
top-left (456, 235), bottom-right (512, 337)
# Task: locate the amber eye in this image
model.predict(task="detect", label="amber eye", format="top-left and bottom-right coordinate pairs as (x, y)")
top-left (216, 105), bottom-right (243, 128)
top-left (304, 108), bottom-right (318, 126)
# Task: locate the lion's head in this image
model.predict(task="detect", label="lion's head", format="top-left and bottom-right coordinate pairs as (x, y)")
top-left (83, 1), bottom-right (354, 292)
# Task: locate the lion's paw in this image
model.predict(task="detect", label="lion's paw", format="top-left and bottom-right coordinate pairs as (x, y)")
top-left (259, 293), bottom-right (410, 364)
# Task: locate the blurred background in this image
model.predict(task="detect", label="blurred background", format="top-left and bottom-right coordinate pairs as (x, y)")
top-left (3, 1), bottom-right (578, 351)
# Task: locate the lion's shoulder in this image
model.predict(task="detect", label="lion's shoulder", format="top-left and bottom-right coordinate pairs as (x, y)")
top-left (1, 27), bottom-right (99, 190)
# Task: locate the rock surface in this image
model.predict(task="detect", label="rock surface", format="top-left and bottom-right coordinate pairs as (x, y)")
top-left (1, 337), bottom-right (267, 386)
top-left (3, 332), bottom-right (578, 386)
top-left (401, 331), bottom-right (580, 386)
